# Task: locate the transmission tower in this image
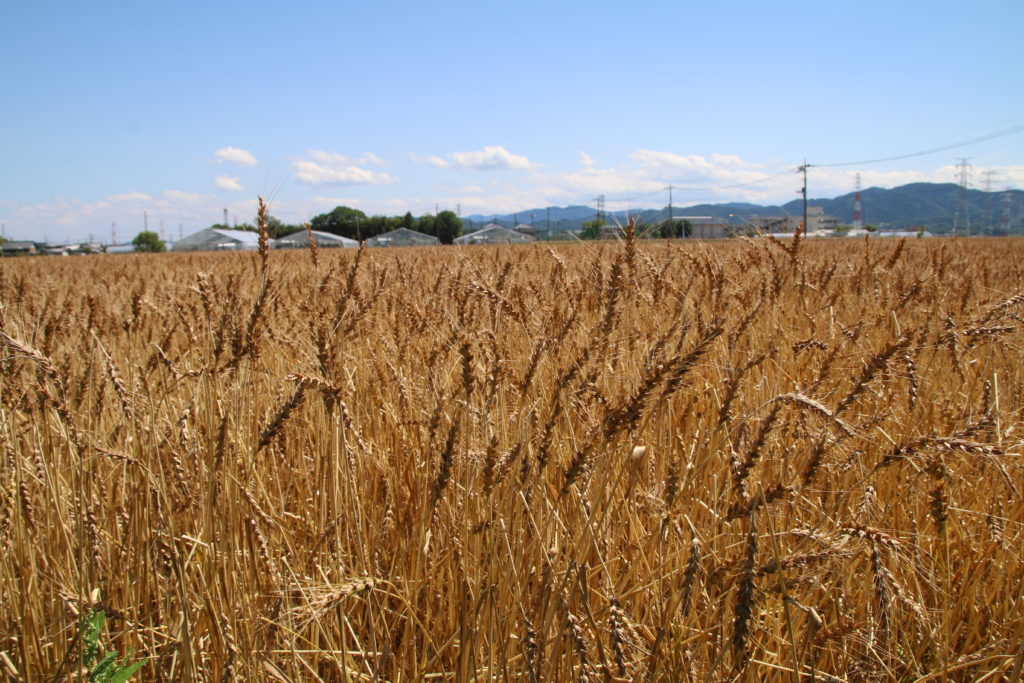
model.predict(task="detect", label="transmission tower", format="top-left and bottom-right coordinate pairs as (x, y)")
top-left (594, 194), bottom-right (606, 224)
top-left (1002, 188), bottom-right (1013, 235)
top-left (853, 173), bottom-right (864, 228)
top-left (982, 169), bottom-right (997, 234)
top-left (954, 157), bottom-right (972, 235)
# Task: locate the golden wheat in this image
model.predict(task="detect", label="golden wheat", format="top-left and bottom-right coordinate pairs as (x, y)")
top-left (0, 234), bottom-right (1021, 680)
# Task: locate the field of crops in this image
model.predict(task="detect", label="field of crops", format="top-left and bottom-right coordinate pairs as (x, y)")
top-left (1, 227), bottom-right (1022, 681)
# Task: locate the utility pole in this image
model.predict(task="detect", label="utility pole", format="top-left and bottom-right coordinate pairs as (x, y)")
top-left (111, 221), bottom-right (117, 245)
top-left (594, 194), bottom-right (605, 224)
top-left (144, 210), bottom-right (148, 232)
top-left (797, 163), bottom-right (810, 234)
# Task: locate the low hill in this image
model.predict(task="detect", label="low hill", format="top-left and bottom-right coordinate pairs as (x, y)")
top-left (463, 183), bottom-right (1023, 234)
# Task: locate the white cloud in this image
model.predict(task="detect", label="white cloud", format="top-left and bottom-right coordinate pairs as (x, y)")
top-left (449, 146), bottom-right (533, 171)
top-left (413, 146), bottom-right (534, 171)
top-left (630, 149), bottom-right (713, 171)
top-left (214, 147), bottom-right (258, 167)
top-left (435, 193), bottom-right (532, 215)
top-left (306, 150), bottom-right (387, 166)
top-left (409, 153), bottom-right (450, 167)
top-left (293, 150), bottom-right (397, 187)
top-left (161, 190), bottom-right (212, 204)
top-left (578, 151), bottom-right (597, 167)
top-left (711, 153), bottom-right (760, 168)
top-left (552, 168), bottom-right (664, 197)
top-left (107, 192), bottom-right (152, 202)
top-left (215, 176), bottom-right (245, 191)
top-left (310, 196), bottom-right (366, 205)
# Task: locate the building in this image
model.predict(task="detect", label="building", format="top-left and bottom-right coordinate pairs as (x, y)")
top-left (649, 216), bottom-right (733, 239)
top-left (0, 241), bottom-right (40, 256)
top-left (807, 206), bottom-right (838, 233)
top-left (747, 207), bottom-right (838, 235)
top-left (455, 224), bottom-right (536, 245)
top-left (597, 225), bottom-right (626, 240)
top-left (172, 228), bottom-right (263, 252)
top-left (875, 230), bottom-right (933, 238)
top-left (687, 218), bottom-right (732, 239)
top-left (513, 223), bottom-right (538, 237)
top-left (105, 243), bottom-right (137, 254)
top-left (275, 230), bottom-right (358, 249)
top-left (747, 216), bottom-right (794, 234)
top-left (40, 242), bottom-right (104, 255)
top-left (365, 228), bottom-right (440, 247)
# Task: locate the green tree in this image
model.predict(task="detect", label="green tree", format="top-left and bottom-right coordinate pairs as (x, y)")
top-left (363, 215), bottom-right (402, 238)
top-left (264, 215), bottom-right (301, 239)
top-left (310, 206), bottom-right (368, 240)
top-left (399, 211), bottom-right (415, 229)
top-left (434, 210), bottom-right (462, 244)
top-left (132, 230), bottom-right (166, 253)
top-left (417, 214), bottom-right (436, 238)
top-left (580, 219), bottom-right (602, 240)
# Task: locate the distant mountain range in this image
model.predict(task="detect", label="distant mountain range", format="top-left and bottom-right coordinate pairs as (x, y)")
top-left (462, 183), bottom-right (1024, 234)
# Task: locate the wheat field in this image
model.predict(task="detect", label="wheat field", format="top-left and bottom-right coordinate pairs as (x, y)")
top-left (1, 222), bottom-right (1022, 681)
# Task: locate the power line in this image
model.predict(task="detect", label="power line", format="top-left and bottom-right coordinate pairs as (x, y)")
top-left (558, 123), bottom-right (1024, 218)
top-left (667, 167), bottom-right (799, 192)
top-left (812, 123), bottom-right (1024, 167)
top-left (602, 168), bottom-right (798, 205)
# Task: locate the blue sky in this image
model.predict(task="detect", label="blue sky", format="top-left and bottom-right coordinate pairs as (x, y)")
top-left (2, 0), bottom-right (1022, 242)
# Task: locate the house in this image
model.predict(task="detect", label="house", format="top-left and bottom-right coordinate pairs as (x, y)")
top-left (684, 218), bottom-right (732, 239)
top-left (365, 228), bottom-right (439, 247)
top-left (41, 243), bottom-right (77, 255)
top-left (275, 230), bottom-right (358, 249)
top-left (648, 216), bottom-right (733, 239)
top-left (172, 228), bottom-right (263, 252)
top-left (513, 223), bottom-right (538, 237)
top-left (0, 241), bottom-right (40, 256)
top-left (455, 224), bottom-right (536, 245)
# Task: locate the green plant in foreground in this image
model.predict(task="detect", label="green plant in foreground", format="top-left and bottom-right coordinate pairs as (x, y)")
top-left (79, 609), bottom-right (147, 682)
